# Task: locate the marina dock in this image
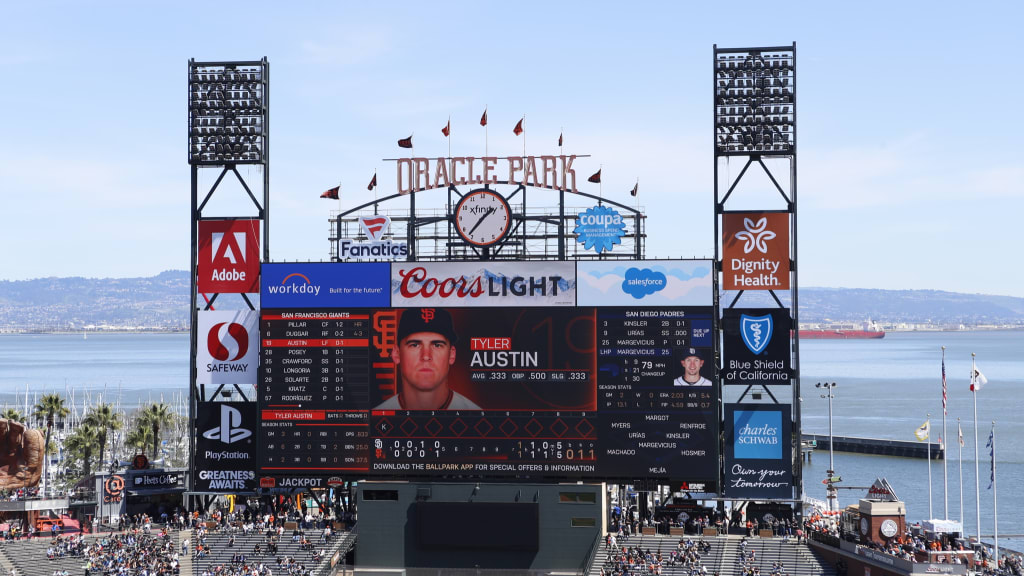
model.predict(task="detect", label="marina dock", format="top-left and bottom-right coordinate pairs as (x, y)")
top-left (802, 434), bottom-right (943, 460)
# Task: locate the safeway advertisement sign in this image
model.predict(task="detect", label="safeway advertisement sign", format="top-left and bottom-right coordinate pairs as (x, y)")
top-left (722, 212), bottom-right (789, 291)
top-left (196, 311), bottom-right (260, 386)
top-left (390, 262), bottom-right (576, 307)
top-left (198, 219), bottom-right (260, 293)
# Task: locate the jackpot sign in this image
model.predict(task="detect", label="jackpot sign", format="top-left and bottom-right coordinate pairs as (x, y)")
top-left (722, 212), bottom-right (789, 290)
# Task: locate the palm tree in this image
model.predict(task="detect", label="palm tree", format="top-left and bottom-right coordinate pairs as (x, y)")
top-left (138, 403), bottom-right (174, 461)
top-left (1, 408), bottom-right (25, 422)
top-left (125, 424), bottom-right (153, 455)
top-left (63, 422), bottom-right (101, 479)
top-left (83, 403), bottom-right (121, 471)
top-left (32, 394), bottom-right (69, 495)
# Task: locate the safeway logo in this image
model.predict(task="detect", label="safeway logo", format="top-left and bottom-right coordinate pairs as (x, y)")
top-left (203, 404), bottom-right (253, 444)
top-left (207, 322), bottom-right (249, 361)
top-left (734, 217), bottom-right (777, 254)
top-left (359, 216), bottom-right (390, 242)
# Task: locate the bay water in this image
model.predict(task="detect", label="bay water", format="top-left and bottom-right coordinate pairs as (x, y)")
top-left (1, 330), bottom-right (1020, 540)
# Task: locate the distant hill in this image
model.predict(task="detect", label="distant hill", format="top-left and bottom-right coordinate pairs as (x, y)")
top-left (1, 272), bottom-right (1023, 332)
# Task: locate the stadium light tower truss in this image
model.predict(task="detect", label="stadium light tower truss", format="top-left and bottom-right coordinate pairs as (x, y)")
top-left (713, 43), bottom-right (801, 511)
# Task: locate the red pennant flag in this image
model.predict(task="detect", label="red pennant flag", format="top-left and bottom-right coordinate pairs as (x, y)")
top-left (397, 135), bottom-right (413, 149)
top-left (320, 186), bottom-right (340, 199)
top-left (588, 169), bottom-right (601, 184)
top-left (558, 132), bottom-right (563, 147)
top-left (367, 173), bottom-right (377, 191)
top-left (480, 109), bottom-right (488, 126)
top-left (441, 120), bottom-right (450, 137)
top-left (630, 182), bottom-right (638, 197)
top-left (513, 118), bottom-right (524, 136)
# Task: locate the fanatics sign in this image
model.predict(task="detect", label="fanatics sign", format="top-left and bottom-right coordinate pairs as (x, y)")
top-left (198, 219), bottom-right (261, 293)
top-left (722, 212), bottom-right (789, 291)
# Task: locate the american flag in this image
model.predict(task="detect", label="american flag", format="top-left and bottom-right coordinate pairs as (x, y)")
top-left (941, 355), bottom-right (947, 415)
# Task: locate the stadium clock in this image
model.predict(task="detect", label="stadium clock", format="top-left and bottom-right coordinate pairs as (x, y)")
top-left (454, 189), bottom-right (511, 247)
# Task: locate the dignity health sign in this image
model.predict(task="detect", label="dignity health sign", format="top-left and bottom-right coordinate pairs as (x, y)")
top-left (722, 212), bottom-right (789, 291)
top-left (723, 404), bottom-right (792, 499)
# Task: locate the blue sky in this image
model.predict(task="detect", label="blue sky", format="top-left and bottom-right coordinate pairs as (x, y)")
top-left (2, 2), bottom-right (1021, 296)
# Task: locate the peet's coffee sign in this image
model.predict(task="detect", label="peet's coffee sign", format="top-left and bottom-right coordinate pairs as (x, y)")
top-left (132, 471), bottom-right (183, 488)
top-left (396, 155), bottom-right (582, 195)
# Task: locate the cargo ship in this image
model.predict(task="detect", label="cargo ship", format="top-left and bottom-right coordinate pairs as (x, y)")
top-left (800, 321), bottom-right (885, 339)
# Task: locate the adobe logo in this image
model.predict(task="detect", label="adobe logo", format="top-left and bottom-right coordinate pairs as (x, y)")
top-left (207, 322), bottom-right (249, 361)
top-left (198, 219), bottom-right (260, 293)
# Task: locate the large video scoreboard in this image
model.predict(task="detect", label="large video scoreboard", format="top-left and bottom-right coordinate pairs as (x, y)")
top-left (257, 260), bottom-right (718, 487)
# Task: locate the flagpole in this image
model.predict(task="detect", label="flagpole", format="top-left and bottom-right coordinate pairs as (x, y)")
top-left (958, 418), bottom-right (964, 527)
top-left (991, 421), bottom-right (998, 568)
top-left (972, 352), bottom-right (981, 544)
top-left (484, 106), bottom-right (488, 158)
top-left (927, 412), bottom-right (932, 520)
top-left (448, 116), bottom-right (451, 160)
top-left (942, 346), bottom-right (948, 519)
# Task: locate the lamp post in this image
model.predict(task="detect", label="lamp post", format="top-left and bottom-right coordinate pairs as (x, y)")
top-left (816, 382), bottom-right (838, 512)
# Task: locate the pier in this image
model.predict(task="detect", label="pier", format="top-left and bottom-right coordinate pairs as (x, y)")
top-left (802, 434), bottom-right (943, 460)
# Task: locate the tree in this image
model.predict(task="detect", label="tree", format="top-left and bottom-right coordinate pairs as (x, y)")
top-left (32, 394), bottom-right (69, 494)
top-left (138, 403), bottom-right (174, 462)
top-left (1, 408), bottom-right (25, 422)
top-left (125, 423), bottom-right (153, 455)
top-left (83, 403), bottom-right (122, 472)
top-left (63, 422), bottom-right (101, 480)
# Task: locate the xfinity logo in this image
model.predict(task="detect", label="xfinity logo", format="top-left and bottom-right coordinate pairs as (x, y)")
top-left (203, 405), bottom-right (252, 444)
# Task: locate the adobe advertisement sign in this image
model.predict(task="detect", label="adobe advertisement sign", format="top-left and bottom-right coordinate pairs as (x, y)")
top-left (198, 219), bottom-right (261, 293)
top-left (196, 311), bottom-right (260, 386)
top-left (721, 309), bottom-right (792, 385)
top-left (193, 402), bottom-right (258, 493)
top-left (723, 404), bottom-right (792, 499)
top-left (390, 262), bottom-right (576, 307)
top-left (722, 212), bottom-right (789, 290)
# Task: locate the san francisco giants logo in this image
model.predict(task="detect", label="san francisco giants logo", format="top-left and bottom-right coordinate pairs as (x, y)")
top-left (421, 308), bottom-right (436, 322)
top-left (372, 311), bottom-right (398, 359)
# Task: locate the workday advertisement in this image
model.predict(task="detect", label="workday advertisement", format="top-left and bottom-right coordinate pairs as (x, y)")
top-left (261, 262), bottom-right (390, 308)
top-left (723, 404), bottom-right (792, 499)
top-left (576, 260), bottom-right (713, 306)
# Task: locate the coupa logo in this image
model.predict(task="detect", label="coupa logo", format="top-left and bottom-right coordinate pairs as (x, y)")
top-left (734, 217), bottom-right (777, 254)
top-left (734, 410), bottom-right (782, 459)
top-left (265, 273), bottom-right (321, 296)
top-left (622, 267), bottom-right (667, 299)
top-left (359, 216), bottom-right (390, 241)
top-left (203, 404), bottom-right (252, 444)
top-left (207, 322), bottom-right (249, 361)
top-left (740, 314), bottom-right (773, 355)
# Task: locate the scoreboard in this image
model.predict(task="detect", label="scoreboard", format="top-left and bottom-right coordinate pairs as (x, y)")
top-left (256, 260), bottom-right (718, 486)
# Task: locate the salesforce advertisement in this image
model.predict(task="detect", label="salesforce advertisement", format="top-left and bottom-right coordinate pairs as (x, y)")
top-left (576, 260), bottom-right (713, 307)
top-left (723, 404), bottom-right (792, 499)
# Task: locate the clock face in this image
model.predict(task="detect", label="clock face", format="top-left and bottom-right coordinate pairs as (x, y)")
top-left (454, 189), bottom-right (511, 247)
top-left (860, 517), bottom-right (869, 535)
top-left (880, 519), bottom-right (898, 538)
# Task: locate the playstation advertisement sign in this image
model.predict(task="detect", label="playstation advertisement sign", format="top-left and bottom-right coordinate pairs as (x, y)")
top-left (193, 402), bottom-right (258, 493)
top-left (721, 309), bottom-right (792, 386)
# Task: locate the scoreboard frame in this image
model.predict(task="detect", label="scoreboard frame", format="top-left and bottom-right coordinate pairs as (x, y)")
top-left (205, 259), bottom-right (721, 489)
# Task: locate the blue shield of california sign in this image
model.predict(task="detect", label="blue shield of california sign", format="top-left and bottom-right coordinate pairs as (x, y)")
top-left (740, 314), bottom-right (773, 355)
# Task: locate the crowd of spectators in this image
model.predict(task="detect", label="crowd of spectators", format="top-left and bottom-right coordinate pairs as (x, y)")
top-left (600, 532), bottom-right (713, 576)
